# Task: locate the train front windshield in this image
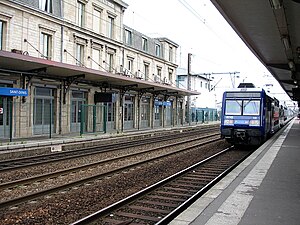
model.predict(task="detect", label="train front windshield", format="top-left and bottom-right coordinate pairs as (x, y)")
top-left (225, 99), bottom-right (260, 116)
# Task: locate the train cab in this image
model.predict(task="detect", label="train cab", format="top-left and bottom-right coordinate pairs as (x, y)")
top-left (220, 84), bottom-right (277, 146)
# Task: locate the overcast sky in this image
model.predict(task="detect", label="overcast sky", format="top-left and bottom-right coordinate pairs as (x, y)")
top-left (123, 0), bottom-right (293, 104)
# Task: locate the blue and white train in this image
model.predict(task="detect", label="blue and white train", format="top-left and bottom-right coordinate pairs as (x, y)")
top-left (220, 83), bottom-right (285, 146)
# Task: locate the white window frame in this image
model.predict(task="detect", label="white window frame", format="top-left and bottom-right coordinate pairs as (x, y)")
top-left (169, 46), bottom-right (173, 62)
top-left (77, 1), bottom-right (85, 27)
top-left (0, 14), bottom-right (12, 51)
top-left (155, 44), bottom-right (161, 57)
top-left (168, 69), bottom-right (173, 81)
top-left (143, 63), bottom-right (149, 80)
top-left (107, 16), bottom-right (114, 39)
top-left (127, 57), bottom-right (134, 72)
top-left (142, 37), bottom-right (148, 51)
top-left (0, 20), bottom-right (4, 50)
top-left (125, 29), bottom-right (132, 45)
top-left (93, 8), bottom-right (101, 34)
top-left (107, 52), bottom-right (114, 72)
top-left (157, 67), bottom-right (162, 79)
top-left (40, 32), bottom-right (52, 60)
top-left (39, 0), bottom-right (53, 13)
top-left (91, 48), bottom-right (101, 70)
top-left (76, 43), bottom-right (84, 66)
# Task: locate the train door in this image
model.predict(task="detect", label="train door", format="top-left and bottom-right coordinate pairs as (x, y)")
top-left (272, 99), bottom-right (280, 132)
top-left (265, 96), bottom-right (272, 135)
top-left (0, 96), bottom-right (11, 138)
top-left (71, 90), bottom-right (86, 133)
top-left (33, 87), bottom-right (55, 135)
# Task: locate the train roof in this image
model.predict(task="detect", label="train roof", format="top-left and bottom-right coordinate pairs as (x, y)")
top-left (223, 87), bottom-right (278, 101)
top-left (224, 87), bottom-right (266, 93)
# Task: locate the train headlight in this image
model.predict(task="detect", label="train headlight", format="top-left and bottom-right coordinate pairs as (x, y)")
top-left (249, 120), bottom-right (260, 126)
top-left (224, 119), bottom-right (234, 125)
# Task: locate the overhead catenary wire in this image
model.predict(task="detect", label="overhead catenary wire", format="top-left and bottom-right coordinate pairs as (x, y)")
top-left (177, 0), bottom-right (206, 24)
top-left (174, 0), bottom-right (258, 78)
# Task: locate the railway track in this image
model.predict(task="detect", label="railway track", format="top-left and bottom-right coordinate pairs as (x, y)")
top-left (0, 133), bottom-right (221, 209)
top-left (0, 126), bottom-right (219, 172)
top-left (71, 147), bottom-right (252, 225)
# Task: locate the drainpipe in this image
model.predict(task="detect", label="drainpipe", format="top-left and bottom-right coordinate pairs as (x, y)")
top-left (59, 0), bottom-right (64, 134)
top-left (60, 0), bottom-right (64, 63)
top-left (59, 83), bottom-right (62, 134)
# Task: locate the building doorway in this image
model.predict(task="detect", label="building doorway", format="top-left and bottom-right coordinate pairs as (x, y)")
top-left (124, 95), bottom-right (134, 130)
top-left (70, 90), bottom-right (86, 133)
top-left (0, 96), bottom-right (11, 138)
top-left (33, 87), bottom-right (55, 135)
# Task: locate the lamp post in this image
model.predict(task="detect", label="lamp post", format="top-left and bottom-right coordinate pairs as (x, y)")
top-left (187, 53), bottom-right (192, 125)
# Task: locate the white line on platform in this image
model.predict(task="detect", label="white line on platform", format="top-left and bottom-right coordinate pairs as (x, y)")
top-left (204, 122), bottom-right (293, 225)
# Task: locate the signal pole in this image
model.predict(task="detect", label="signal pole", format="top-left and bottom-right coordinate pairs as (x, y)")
top-left (187, 53), bottom-right (192, 125)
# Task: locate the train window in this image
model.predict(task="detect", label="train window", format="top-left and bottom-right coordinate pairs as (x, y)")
top-left (225, 100), bottom-right (242, 115)
top-left (243, 100), bottom-right (260, 115)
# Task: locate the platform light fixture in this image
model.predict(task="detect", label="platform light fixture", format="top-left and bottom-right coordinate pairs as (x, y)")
top-left (270, 0), bottom-right (283, 9)
top-left (282, 36), bottom-right (291, 51)
top-left (296, 46), bottom-right (300, 59)
top-left (41, 78), bottom-right (56, 82)
top-left (0, 72), bottom-right (10, 76)
top-left (291, 71), bottom-right (296, 80)
top-left (77, 82), bottom-right (89, 87)
top-left (288, 61), bottom-right (296, 72)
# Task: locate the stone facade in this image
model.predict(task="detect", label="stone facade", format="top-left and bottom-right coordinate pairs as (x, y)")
top-left (1, 0), bottom-right (178, 80)
top-left (0, 0), bottom-right (185, 140)
top-left (123, 25), bottom-right (178, 84)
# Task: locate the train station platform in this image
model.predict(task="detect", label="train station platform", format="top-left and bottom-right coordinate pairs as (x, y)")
top-left (170, 118), bottom-right (300, 225)
top-left (0, 122), bottom-right (220, 160)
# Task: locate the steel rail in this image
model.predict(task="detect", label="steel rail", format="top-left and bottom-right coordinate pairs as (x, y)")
top-left (0, 126), bottom-right (219, 172)
top-left (0, 136), bottom-right (221, 210)
top-left (71, 146), bottom-right (252, 225)
top-left (0, 133), bottom-right (219, 190)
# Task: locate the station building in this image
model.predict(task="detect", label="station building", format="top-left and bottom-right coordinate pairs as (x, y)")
top-left (177, 70), bottom-right (219, 123)
top-left (0, 0), bottom-right (198, 140)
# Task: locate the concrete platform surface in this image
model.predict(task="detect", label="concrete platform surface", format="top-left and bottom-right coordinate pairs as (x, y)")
top-left (170, 119), bottom-right (300, 225)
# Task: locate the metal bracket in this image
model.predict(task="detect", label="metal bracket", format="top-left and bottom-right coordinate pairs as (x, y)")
top-left (21, 74), bottom-right (34, 103)
top-left (118, 84), bottom-right (138, 103)
top-left (137, 87), bottom-right (154, 100)
top-left (27, 67), bottom-right (48, 74)
top-left (63, 74), bottom-right (85, 104)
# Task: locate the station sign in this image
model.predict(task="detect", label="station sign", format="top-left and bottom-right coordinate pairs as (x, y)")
top-left (0, 87), bottom-right (28, 96)
top-left (154, 100), bottom-right (172, 106)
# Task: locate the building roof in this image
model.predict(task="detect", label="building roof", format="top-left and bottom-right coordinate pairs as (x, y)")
top-left (177, 73), bottom-right (211, 81)
top-left (155, 37), bottom-right (179, 48)
top-left (0, 50), bottom-right (199, 97)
